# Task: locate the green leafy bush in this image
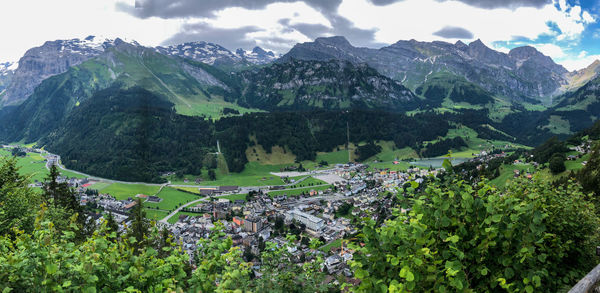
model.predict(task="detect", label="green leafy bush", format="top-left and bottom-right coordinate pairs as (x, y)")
top-left (350, 177), bottom-right (599, 292)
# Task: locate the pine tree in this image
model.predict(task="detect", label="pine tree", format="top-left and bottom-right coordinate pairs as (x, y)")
top-left (106, 211), bottom-right (119, 238)
top-left (43, 165), bottom-right (80, 212)
top-left (127, 198), bottom-right (150, 251)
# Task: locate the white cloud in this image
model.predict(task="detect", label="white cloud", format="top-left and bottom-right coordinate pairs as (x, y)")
top-left (534, 43), bottom-right (566, 58)
top-left (204, 2), bottom-right (331, 30)
top-left (196, 2), bottom-right (332, 48)
top-left (337, 0), bottom-right (594, 45)
top-left (559, 52), bottom-right (600, 71)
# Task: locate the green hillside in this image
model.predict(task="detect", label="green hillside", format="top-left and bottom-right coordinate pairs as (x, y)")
top-left (0, 41), bottom-right (258, 143)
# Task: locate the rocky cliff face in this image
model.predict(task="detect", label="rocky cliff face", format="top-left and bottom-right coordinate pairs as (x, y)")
top-left (0, 62), bottom-right (17, 98)
top-left (237, 59), bottom-right (418, 111)
top-left (1, 36), bottom-right (116, 106)
top-left (281, 36), bottom-right (570, 103)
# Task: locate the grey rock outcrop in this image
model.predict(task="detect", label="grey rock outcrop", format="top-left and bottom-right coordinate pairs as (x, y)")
top-left (1, 36), bottom-right (115, 106)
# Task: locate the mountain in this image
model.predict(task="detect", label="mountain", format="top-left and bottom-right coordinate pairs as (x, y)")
top-left (0, 39), bottom-right (248, 143)
top-left (414, 71), bottom-right (495, 108)
top-left (281, 36), bottom-right (569, 103)
top-left (236, 59), bottom-right (418, 111)
top-left (544, 75), bottom-right (600, 134)
top-left (0, 36), bottom-right (118, 106)
top-left (235, 46), bottom-right (278, 65)
top-left (156, 42), bottom-right (277, 70)
top-left (0, 62), bottom-right (17, 97)
top-left (565, 59), bottom-right (600, 91)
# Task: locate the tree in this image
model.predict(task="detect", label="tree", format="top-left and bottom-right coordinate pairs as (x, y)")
top-left (105, 212), bottom-right (119, 239)
top-left (208, 169), bottom-right (216, 181)
top-left (243, 245), bottom-right (254, 262)
top-left (577, 142), bottom-right (600, 197)
top-left (0, 209), bottom-right (190, 292)
top-left (43, 165), bottom-right (80, 213)
top-left (0, 157), bottom-right (39, 235)
top-left (253, 235), bottom-right (331, 292)
top-left (549, 153), bottom-right (566, 174)
top-left (127, 198), bottom-right (150, 251)
top-left (350, 177), bottom-right (599, 292)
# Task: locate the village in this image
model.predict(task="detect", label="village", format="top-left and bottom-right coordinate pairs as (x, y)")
top-left (75, 161), bottom-right (448, 279)
top-left (0, 144), bottom-right (452, 280)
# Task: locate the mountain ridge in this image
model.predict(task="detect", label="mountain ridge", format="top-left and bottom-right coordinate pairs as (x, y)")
top-left (281, 36), bottom-right (575, 103)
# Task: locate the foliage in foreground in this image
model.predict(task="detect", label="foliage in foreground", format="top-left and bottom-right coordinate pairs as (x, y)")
top-left (350, 178), bottom-right (599, 292)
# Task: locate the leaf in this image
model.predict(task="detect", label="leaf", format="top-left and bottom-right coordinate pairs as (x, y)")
top-left (491, 214), bottom-right (502, 223)
top-left (532, 276), bottom-right (541, 287)
top-left (410, 181), bottom-right (419, 189)
top-left (452, 278), bottom-right (463, 289)
top-left (442, 159), bottom-right (453, 172)
top-left (525, 285), bottom-right (534, 293)
top-left (444, 235), bottom-right (459, 244)
top-left (45, 263), bottom-right (58, 275)
top-left (399, 266), bottom-right (414, 281)
top-left (480, 268), bottom-right (488, 276)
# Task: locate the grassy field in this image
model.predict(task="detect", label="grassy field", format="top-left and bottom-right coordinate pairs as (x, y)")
top-left (174, 186), bottom-right (203, 194)
top-left (314, 148), bottom-right (351, 165)
top-left (366, 160), bottom-right (412, 172)
top-left (246, 144), bottom-right (296, 165)
top-left (267, 185), bottom-right (331, 197)
top-left (144, 209), bottom-right (170, 221)
top-left (565, 153), bottom-right (589, 172)
top-left (489, 163), bottom-right (535, 187)
top-left (320, 239), bottom-right (342, 253)
top-left (0, 149), bottom-right (86, 183)
top-left (365, 144), bottom-right (418, 162)
top-left (167, 211), bottom-right (205, 224)
top-left (425, 125), bottom-right (528, 158)
top-left (143, 187), bottom-right (200, 211)
top-left (286, 176), bottom-right (326, 188)
top-left (87, 182), bottom-right (111, 190)
top-left (99, 183), bottom-right (162, 200)
top-left (169, 162), bottom-right (286, 187)
top-left (175, 95), bottom-right (264, 119)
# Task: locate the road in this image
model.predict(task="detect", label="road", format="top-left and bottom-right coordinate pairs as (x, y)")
top-left (159, 197), bottom-right (206, 224)
top-left (159, 192), bottom-right (242, 224)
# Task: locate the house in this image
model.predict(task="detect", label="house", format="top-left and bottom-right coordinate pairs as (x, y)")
top-left (198, 188), bottom-right (217, 196)
top-left (123, 201), bottom-right (138, 211)
top-left (233, 216), bottom-right (244, 226)
top-left (147, 196), bottom-right (162, 203)
top-left (219, 186), bottom-right (240, 193)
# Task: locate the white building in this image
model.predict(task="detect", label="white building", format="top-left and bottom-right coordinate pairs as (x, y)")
top-left (286, 209), bottom-right (325, 231)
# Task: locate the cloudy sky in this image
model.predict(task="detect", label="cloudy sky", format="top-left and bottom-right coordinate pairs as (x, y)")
top-left (1, 0), bottom-right (599, 70)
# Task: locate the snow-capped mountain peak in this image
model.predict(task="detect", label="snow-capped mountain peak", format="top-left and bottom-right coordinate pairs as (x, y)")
top-left (157, 41), bottom-right (278, 66)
